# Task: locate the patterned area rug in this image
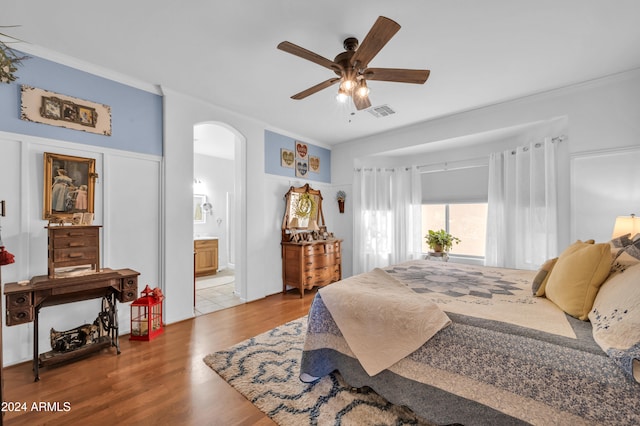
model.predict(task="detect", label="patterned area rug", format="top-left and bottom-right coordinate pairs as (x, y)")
top-left (203, 317), bottom-right (433, 425)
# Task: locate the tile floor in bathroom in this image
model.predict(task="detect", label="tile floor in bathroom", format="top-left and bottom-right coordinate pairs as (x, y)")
top-left (195, 269), bottom-right (243, 315)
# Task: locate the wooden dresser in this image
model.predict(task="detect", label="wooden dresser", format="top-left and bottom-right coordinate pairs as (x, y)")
top-left (282, 239), bottom-right (342, 297)
top-left (194, 238), bottom-right (218, 276)
top-left (281, 184), bottom-right (342, 297)
top-left (47, 225), bottom-right (100, 278)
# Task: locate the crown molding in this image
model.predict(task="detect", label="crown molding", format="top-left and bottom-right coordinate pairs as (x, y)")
top-left (16, 42), bottom-right (162, 96)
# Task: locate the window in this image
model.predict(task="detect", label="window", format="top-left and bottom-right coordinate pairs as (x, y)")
top-left (421, 203), bottom-right (488, 257)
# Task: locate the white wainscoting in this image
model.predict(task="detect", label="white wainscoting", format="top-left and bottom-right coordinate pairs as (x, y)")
top-left (0, 131), bottom-right (162, 366)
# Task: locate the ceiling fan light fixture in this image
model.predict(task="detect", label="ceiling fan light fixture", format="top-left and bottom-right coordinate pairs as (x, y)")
top-left (339, 77), bottom-right (356, 92)
top-left (336, 86), bottom-right (350, 103)
top-left (355, 79), bottom-right (369, 98)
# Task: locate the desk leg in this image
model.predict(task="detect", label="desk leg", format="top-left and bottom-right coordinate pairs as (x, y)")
top-left (104, 295), bottom-right (120, 355)
top-left (113, 293), bottom-right (120, 355)
top-left (33, 306), bottom-right (40, 382)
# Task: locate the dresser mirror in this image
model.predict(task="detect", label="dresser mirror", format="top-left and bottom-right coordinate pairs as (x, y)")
top-left (282, 184), bottom-right (327, 242)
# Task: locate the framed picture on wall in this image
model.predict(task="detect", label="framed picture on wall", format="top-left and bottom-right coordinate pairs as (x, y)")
top-left (296, 158), bottom-right (309, 178)
top-left (194, 194), bottom-right (207, 224)
top-left (43, 152), bottom-right (96, 221)
top-left (281, 148), bottom-right (294, 168)
top-left (309, 156), bottom-right (320, 173)
top-left (295, 141), bottom-right (308, 159)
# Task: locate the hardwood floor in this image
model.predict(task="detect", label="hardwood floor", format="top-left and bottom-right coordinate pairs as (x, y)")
top-left (3, 289), bottom-right (316, 426)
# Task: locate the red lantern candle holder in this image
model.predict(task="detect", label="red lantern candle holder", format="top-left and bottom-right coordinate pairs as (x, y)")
top-left (130, 285), bottom-right (164, 341)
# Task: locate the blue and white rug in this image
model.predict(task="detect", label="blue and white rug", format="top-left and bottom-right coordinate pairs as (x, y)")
top-left (203, 317), bottom-right (432, 425)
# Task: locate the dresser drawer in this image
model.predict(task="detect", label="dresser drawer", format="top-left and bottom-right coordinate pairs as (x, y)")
top-left (304, 243), bottom-right (337, 256)
top-left (304, 253), bottom-right (338, 269)
top-left (52, 235), bottom-right (98, 249)
top-left (306, 265), bottom-right (341, 284)
top-left (53, 247), bottom-right (98, 263)
top-left (50, 227), bottom-right (99, 240)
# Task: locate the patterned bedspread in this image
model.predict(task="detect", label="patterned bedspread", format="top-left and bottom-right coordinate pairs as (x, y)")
top-left (300, 261), bottom-right (640, 425)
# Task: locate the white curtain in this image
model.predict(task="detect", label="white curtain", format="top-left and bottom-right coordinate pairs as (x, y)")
top-left (485, 138), bottom-right (559, 270)
top-left (353, 166), bottom-right (422, 275)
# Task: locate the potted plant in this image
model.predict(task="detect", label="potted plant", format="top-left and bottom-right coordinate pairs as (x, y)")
top-left (425, 229), bottom-right (461, 253)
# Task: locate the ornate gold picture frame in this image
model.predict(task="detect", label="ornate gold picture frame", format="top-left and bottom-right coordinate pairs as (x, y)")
top-left (43, 152), bottom-right (97, 221)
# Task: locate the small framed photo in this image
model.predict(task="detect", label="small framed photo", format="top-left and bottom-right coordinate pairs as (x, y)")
top-left (295, 142), bottom-right (308, 159)
top-left (77, 105), bottom-right (97, 127)
top-left (72, 213), bottom-right (83, 225)
top-left (62, 101), bottom-right (78, 122)
top-left (309, 156), bottom-right (320, 173)
top-left (82, 212), bottom-right (94, 225)
top-left (281, 148), bottom-right (294, 168)
top-left (41, 96), bottom-right (62, 120)
top-left (296, 158), bottom-right (309, 178)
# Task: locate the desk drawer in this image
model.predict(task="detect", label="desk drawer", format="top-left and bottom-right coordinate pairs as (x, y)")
top-left (7, 291), bottom-right (32, 308)
top-left (118, 287), bottom-right (138, 303)
top-left (123, 275), bottom-right (137, 289)
top-left (118, 275), bottom-right (138, 302)
top-left (7, 307), bottom-right (34, 325)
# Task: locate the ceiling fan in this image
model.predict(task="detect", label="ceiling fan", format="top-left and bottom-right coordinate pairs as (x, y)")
top-left (277, 16), bottom-right (430, 111)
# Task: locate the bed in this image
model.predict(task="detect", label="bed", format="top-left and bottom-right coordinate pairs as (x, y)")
top-left (299, 238), bottom-right (640, 425)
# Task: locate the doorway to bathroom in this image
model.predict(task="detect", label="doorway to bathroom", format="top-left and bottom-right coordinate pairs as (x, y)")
top-left (193, 122), bottom-right (243, 315)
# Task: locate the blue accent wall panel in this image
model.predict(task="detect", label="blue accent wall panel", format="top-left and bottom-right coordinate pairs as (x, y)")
top-left (0, 52), bottom-right (162, 156)
top-left (264, 130), bottom-right (331, 183)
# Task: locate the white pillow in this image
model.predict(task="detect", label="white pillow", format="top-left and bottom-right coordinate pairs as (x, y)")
top-left (589, 263), bottom-right (640, 381)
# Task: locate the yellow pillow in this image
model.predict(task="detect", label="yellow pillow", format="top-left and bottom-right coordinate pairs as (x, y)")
top-left (544, 241), bottom-right (612, 320)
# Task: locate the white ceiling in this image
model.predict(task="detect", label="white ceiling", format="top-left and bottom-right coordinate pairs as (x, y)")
top-left (4, 1), bottom-right (640, 145)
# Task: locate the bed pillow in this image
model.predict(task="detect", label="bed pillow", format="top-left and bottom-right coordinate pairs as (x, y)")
top-left (588, 263), bottom-right (640, 381)
top-left (532, 257), bottom-right (558, 296)
top-left (608, 233), bottom-right (633, 259)
top-left (544, 241), bottom-right (612, 320)
top-left (610, 238), bottom-right (640, 275)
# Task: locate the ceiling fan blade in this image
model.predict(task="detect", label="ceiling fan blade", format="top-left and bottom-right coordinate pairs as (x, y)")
top-left (277, 41), bottom-right (342, 72)
top-left (291, 78), bottom-right (341, 100)
top-left (353, 94), bottom-right (372, 110)
top-left (364, 68), bottom-right (430, 84)
top-left (350, 16), bottom-right (401, 68)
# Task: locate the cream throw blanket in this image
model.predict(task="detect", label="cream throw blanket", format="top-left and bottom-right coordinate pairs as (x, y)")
top-left (319, 268), bottom-right (451, 376)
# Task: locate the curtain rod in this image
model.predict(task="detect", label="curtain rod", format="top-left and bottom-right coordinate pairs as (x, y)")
top-left (357, 135), bottom-right (568, 174)
top-left (419, 134), bottom-right (567, 173)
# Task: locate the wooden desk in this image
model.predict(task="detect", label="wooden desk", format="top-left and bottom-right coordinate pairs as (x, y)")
top-left (4, 268), bottom-right (139, 381)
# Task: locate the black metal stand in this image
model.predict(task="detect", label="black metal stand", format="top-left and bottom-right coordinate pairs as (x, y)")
top-left (33, 293), bottom-right (119, 382)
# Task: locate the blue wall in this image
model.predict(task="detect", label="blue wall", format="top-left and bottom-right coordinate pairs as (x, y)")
top-left (264, 130), bottom-right (331, 183)
top-left (0, 52), bottom-right (162, 156)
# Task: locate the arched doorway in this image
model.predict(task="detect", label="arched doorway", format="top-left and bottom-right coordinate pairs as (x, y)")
top-left (193, 121), bottom-right (246, 315)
